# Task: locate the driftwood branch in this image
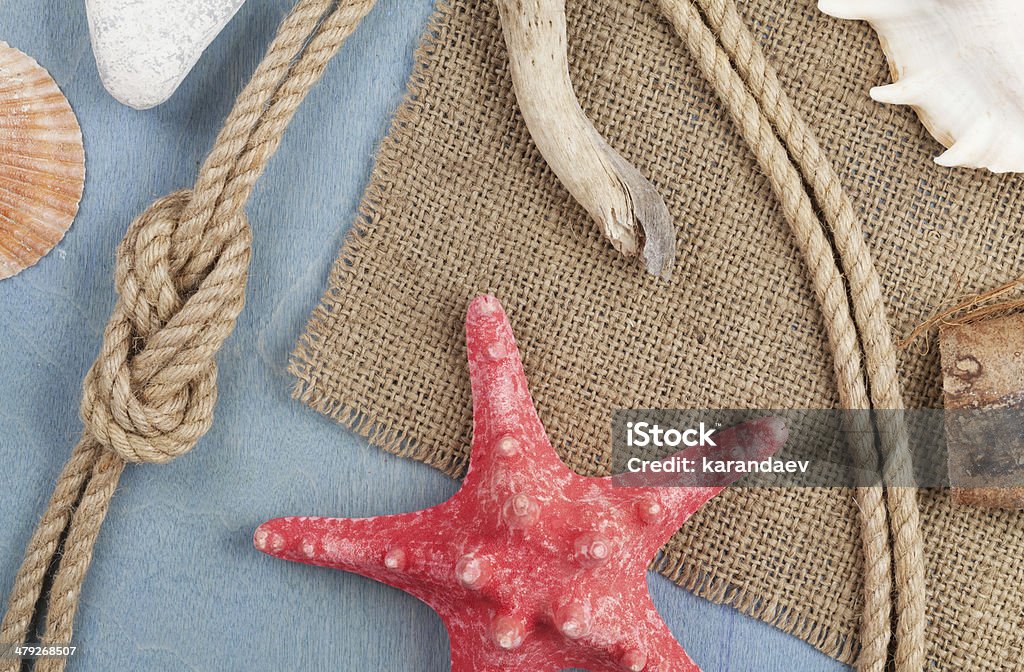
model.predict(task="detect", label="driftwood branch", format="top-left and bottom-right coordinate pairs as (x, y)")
top-left (495, 0), bottom-right (676, 279)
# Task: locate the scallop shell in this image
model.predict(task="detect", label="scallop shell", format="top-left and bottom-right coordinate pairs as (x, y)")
top-left (819, 0), bottom-right (1024, 173)
top-left (0, 42), bottom-right (85, 280)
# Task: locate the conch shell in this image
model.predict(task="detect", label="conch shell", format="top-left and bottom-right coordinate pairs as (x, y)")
top-left (0, 42), bottom-right (85, 279)
top-left (820, 0), bottom-right (1024, 173)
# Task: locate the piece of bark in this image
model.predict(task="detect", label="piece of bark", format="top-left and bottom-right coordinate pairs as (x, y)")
top-left (940, 313), bottom-right (1024, 509)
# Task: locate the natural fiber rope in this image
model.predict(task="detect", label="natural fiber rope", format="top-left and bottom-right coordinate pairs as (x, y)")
top-left (656, 0), bottom-right (926, 669)
top-left (688, 2), bottom-right (926, 668)
top-left (695, 3), bottom-right (926, 668)
top-left (653, 4), bottom-right (889, 666)
top-left (0, 1), bottom-right (377, 669)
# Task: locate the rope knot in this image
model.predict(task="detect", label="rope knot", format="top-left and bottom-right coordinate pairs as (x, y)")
top-left (81, 190), bottom-right (252, 464)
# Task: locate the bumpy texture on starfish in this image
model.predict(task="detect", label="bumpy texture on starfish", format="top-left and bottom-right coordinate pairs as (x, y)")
top-left (255, 295), bottom-right (787, 671)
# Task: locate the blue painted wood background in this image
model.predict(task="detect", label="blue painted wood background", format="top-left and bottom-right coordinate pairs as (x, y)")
top-left (0, 1), bottom-right (851, 669)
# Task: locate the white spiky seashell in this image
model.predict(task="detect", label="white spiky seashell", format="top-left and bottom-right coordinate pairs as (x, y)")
top-left (819, 0), bottom-right (1024, 173)
top-left (0, 43), bottom-right (85, 280)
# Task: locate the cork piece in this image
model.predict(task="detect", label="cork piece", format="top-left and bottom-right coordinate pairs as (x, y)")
top-left (940, 313), bottom-right (1024, 509)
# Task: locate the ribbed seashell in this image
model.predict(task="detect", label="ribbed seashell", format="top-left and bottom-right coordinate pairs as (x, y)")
top-left (819, 0), bottom-right (1024, 173)
top-left (0, 42), bottom-right (85, 280)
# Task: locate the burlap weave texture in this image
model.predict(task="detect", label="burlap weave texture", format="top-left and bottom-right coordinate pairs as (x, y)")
top-left (291, 0), bottom-right (1024, 666)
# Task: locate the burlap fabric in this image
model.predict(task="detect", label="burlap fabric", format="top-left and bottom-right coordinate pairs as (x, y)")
top-left (291, 0), bottom-right (1024, 666)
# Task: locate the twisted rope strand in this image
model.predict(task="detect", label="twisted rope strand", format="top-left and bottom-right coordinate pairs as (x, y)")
top-left (693, 1), bottom-right (926, 667)
top-left (172, 0), bottom-right (340, 283)
top-left (35, 452), bottom-right (125, 672)
top-left (655, 0), bottom-right (901, 668)
top-left (0, 439), bottom-right (103, 659)
top-left (0, 2), bottom-right (377, 669)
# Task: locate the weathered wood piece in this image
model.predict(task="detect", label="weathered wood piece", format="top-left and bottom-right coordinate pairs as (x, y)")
top-left (494, 0), bottom-right (676, 279)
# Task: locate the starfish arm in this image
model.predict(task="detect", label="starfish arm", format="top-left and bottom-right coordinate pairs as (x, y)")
top-left (657, 415), bottom-right (788, 521)
top-left (444, 606), bottom-right (572, 672)
top-left (449, 656), bottom-right (508, 672)
top-left (638, 616), bottom-right (704, 672)
top-left (597, 590), bottom-right (703, 672)
top-left (449, 638), bottom-right (562, 672)
top-left (254, 507), bottom-right (456, 599)
top-left (518, 580), bottom-right (706, 672)
top-left (463, 295), bottom-right (569, 480)
top-left (605, 416), bottom-right (788, 550)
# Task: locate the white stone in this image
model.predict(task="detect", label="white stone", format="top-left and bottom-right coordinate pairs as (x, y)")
top-left (85, 0), bottom-right (247, 109)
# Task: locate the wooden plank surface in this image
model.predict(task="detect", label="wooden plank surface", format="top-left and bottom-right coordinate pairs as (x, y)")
top-left (0, 1), bottom-right (849, 669)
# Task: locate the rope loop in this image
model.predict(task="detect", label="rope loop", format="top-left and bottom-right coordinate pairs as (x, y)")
top-left (80, 190), bottom-right (252, 464)
top-left (0, 4), bottom-right (383, 667)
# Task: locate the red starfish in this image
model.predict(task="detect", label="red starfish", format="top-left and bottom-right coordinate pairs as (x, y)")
top-left (255, 295), bottom-right (787, 671)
